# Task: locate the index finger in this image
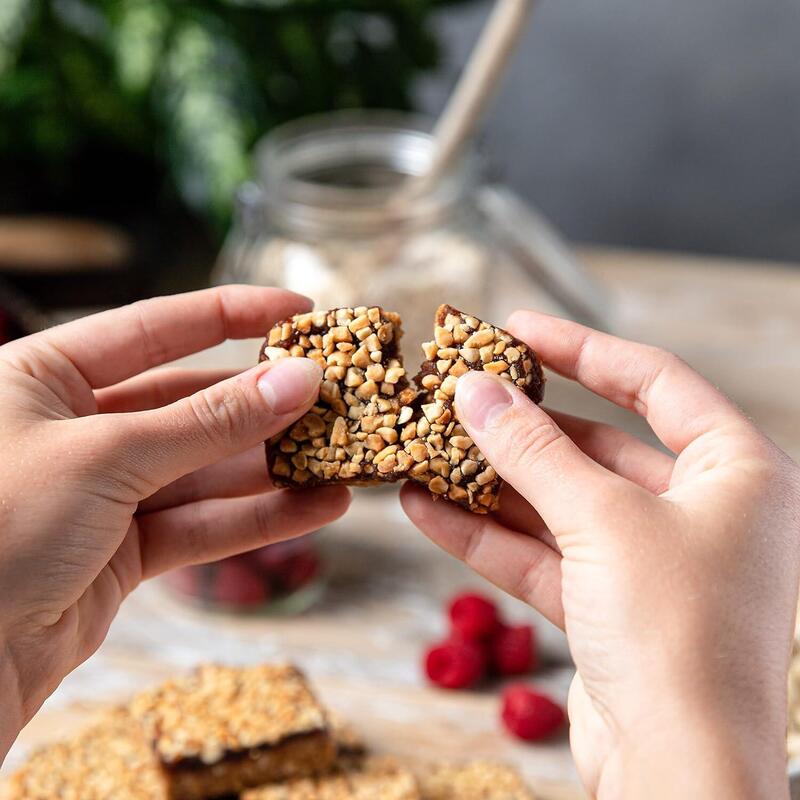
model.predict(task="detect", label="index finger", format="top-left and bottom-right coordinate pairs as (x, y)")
top-left (506, 310), bottom-right (749, 454)
top-left (38, 285), bottom-right (311, 389)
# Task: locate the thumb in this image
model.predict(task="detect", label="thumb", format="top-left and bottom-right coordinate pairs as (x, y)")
top-left (454, 371), bottom-right (622, 533)
top-left (108, 357), bottom-right (321, 492)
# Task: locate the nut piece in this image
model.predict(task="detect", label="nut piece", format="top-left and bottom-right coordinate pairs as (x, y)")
top-left (428, 475), bottom-right (449, 495)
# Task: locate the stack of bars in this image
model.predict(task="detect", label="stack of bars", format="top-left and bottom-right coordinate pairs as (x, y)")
top-left (2, 664), bottom-right (536, 800)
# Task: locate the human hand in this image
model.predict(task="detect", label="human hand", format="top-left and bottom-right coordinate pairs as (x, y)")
top-left (0, 286), bottom-right (350, 760)
top-left (401, 311), bottom-right (800, 799)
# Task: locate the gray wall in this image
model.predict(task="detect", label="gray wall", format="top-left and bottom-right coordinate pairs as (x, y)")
top-left (420, 0), bottom-right (800, 262)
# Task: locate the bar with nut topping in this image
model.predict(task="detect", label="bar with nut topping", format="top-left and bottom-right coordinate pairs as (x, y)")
top-left (415, 760), bottom-right (535, 800)
top-left (128, 664), bottom-right (335, 800)
top-left (242, 756), bottom-right (420, 800)
top-left (260, 304), bottom-right (544, 514)
top-left (263, 307), bottom-right (417, 487)
top-left (402, 304), bottom-right (545, 513)
top-left (1, 708), bottom-right (167, 800)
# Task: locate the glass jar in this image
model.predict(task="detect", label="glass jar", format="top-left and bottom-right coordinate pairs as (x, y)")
top-left (166, 536), bottom-right (324, 615)
top-left (214, 110), bottom-right (605, 350)
top-left (200, 112), bottom-right (604, 614)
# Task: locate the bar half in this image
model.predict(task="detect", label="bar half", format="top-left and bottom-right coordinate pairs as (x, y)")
top-left (262, 307), bottom-right (417, 487)
top-left (406, 305), bottom-right (545, 513)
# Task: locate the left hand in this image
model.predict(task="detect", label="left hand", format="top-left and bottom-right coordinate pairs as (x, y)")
top-left (0, 286), bottom-right (350, 760)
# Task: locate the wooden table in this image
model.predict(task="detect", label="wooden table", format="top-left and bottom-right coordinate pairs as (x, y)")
top-left (3, 247), bottom-right (800, 800)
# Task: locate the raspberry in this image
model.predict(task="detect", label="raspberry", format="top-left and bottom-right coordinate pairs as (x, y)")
top-left (424, 639), bottom-right (486, 689)
top-left (283, 552), bottom-right (320, 592)
top-left (491, 624), bottom-right (537, 675)
top-left (211, 559), bottom-right (267, 607)
top-left (448, 592), bottom-right (501, 641)
top-left (253, 539), bottom-right (306, 572)
top-left (501, 685), bottom-right (565, 741)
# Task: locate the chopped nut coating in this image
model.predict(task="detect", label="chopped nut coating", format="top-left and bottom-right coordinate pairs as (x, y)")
top-left (263, 308), bottom-right (416, 488)
top-left (405, 305), bottom-right (544, 513)
top-left (127, 664), bottom-right (335, 799)
top-left (415, 760), bottom-right (535, 799)
top-left (243, 757), bottom-right (419, 800)
top-left (2, 709), bottom-right (166, 800)
top-left (262, 304), bottom-right (544, 513)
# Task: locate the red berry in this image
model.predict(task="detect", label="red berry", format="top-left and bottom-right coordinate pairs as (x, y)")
top-left (424, 639), bottom-right (486, 689)
top-left (448, 592), bottom-right (501, 641)
top-left (253, 540), bottom-right (304, 572)
top-left (211, 559), bottom-right (267, 607)
top-left (283, 552), bottom-right (320, 592)
top-left (491, 624), bottom-right (537, 676)
top-left (501, 685), bottom-right (565, 741)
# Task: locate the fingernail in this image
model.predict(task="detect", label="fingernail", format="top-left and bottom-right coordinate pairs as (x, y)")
top-left (258, 358), bottom-right (321, 414)
top-left (456, 372), bottom-right (513, 431)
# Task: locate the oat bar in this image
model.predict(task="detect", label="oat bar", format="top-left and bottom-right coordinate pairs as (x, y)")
top-left (129, 664), bottom-right (335, 800)
top-left (402, 305), bottom-right (544, 513)
top-left (327, 713), bottom-right (367, 759)
top-left (415, 760), bottom-right (536, 800)
top-left (1, 708), bottom-right (166, 800)
top-left (263, 307), bottom-right (417, 487)
top-left (242, 756), bottom-right (420, 800)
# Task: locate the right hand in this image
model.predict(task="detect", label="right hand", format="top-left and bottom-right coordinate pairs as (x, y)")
top-left (402, 311), bottom-right (800, 799)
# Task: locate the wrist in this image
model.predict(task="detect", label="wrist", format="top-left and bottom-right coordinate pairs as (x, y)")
top-left (602, 704), bottom-right (788, 800)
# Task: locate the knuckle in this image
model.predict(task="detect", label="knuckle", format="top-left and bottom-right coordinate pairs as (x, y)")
top-left (634, 347), bottom-right (685, 412)
top-left (188, 383), bottom-right (253, 446)
top-left (130, 299), bottom-right (169, 367)
top-left (515, 546), bottom-right (551, 604)
top-left (649, 345), bottom-right (682, 366)
top-left (180, 503), bottom-right (211, 562)
top-left (252, 496), bottom-right (276, 543)
top-left (68, 418), bottom-right (152, 499)
top-left (460, 519), bottom-right (488, 566)
top-left (508, 417), bottom-right (565, 469)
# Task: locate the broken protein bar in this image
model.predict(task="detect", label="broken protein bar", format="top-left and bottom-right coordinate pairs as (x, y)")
top-left (262, 304), bottom-right (544, 514)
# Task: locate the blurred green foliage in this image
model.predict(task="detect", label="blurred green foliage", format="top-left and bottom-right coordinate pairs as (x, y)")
top-left (0, 0), bottom-right (468, 233)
